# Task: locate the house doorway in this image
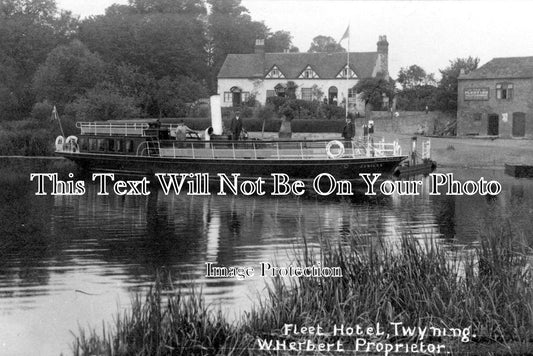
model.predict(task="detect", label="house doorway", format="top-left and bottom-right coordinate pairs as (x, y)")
top-left (230, 87), bottom-right (242, 107)
top-left (328, 86), bottom-right (338, 105)
top-left (512, 112), bottom-right (526, 137)
top-left (488, 114), bottom-right (499, 135)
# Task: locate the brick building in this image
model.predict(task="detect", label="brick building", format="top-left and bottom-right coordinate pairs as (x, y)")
top-left (457, 56), bottom-right (533, 138)
top-left (217, 36), bottom-right (390, 114)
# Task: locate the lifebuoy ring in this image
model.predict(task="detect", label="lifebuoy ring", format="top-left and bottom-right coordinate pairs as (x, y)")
top-left (326, 140), bottom-right (345, 159)
top-left (55, 136), bottom-right (65, 151)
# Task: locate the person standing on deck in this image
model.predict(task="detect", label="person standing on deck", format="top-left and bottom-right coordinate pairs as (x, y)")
top-left (342, 118), bottom-right (355, 145)
top-left (173, 120), bottom-right (194, 140)
top-left (230, 111), bottom-right (243, 140)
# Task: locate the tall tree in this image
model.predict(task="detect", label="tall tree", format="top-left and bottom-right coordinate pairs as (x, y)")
top-left (435, 56), bottom-right (479, 112)
top-left (308, 35), bottom-right (345, 53)
top-left (397, 64), bottom-right (436, 89)
top-left (78, 8), bottom-right (208, 80)
top-left (207, 0), bottom-right (268, 90)
top-left (32, 40), bottom-right (107, 109)
top-left (354, 76), bottom-right (395, 113)
top-left (265, 30), bottom-right (294, 53)
top-left (128, 0), bottom-right (207, 16)
top-left (0, 0), bottom-right (77, 119)
top-left (396, 64), bottom-right (437, 111)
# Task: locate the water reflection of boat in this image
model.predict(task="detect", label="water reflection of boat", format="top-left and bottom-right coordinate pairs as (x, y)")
top-left (54, 103), bottom-right (407, 180)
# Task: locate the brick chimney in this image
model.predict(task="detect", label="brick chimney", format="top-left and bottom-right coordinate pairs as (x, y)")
top-left (376, 35), bottom-right (389, 78)
top-left (255, 39), bottom-right (265, 57)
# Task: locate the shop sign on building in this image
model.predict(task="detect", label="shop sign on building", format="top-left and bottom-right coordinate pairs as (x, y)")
top-left (464, 88), bottom-right (489, 100)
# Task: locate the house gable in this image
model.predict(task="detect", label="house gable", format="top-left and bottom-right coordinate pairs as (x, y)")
top-left (298, 65), bottom-right (320, 79)
top-left (336, 65), bottom-right (357, 79)
top-left (265, 65), bottom-right (286, 79)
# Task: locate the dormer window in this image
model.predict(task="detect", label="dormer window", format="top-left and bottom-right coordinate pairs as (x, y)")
top-left (299, 65), bottom-right (319, 79)
top-left (336, 65), bottom-right (357, 79)
top-left (266, 65), bottom-right (285, 79)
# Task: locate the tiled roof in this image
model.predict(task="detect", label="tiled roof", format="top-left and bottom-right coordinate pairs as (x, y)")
top-left (217, 52), bottom-right (379, 79)
top-left (459, 56), bottom-right (533, 80)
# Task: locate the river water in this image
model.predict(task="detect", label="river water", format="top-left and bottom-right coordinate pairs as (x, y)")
top-left (0, 160), bottom-right (532, 355)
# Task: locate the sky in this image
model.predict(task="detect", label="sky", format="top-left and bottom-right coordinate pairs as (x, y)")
top-left (56, 0), bottom-right (533, 79)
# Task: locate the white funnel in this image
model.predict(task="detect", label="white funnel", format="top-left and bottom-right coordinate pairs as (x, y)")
top-left (210, 95), bottom-right (223, 135)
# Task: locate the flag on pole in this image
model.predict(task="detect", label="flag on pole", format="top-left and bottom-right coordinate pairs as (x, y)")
top-left (339, 25), bottom-right (350, 43)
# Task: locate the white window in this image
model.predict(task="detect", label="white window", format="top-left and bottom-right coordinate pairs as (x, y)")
top-left (224, 92), bottom-right (232, 102)
top-left (301, 88), bottom-right (312, 101)
top-left (266, 90), bottom-right (275, 98)
top-left (266, 65), bottom-right (285, 79)
top-left (336, 65), bottom-right (356, 79)
top-left (348, 88), bottom-right (356, 98)
top-left (298, 65), bottom-right (319, 79)
top-left (242, 92), bottom-right (250, 102)
top-left (496, 83), bottom-right (513, 100)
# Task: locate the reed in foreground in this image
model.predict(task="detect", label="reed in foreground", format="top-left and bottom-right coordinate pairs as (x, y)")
top-left (73, 222), bottom-right (533, 355)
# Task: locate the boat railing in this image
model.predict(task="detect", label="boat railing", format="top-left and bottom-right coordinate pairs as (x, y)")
top-left (421, 140), bottom-right (431, 159)
top-left (137, 140), bottom-right (161, 156)
top-left (152, 139), bottom-right (403, 160)
top-left (77, 122), bottom-right (150, 136)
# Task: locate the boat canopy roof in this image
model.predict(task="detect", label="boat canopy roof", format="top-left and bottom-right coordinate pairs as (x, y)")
top-left (106, 118), bottom-right (160, 124)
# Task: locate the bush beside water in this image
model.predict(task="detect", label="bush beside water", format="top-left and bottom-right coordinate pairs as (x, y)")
top-left (72, 220), bottom-right (533, 355)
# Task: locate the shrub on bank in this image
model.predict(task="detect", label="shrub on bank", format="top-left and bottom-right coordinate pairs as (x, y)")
top-left (72, 219), bottom-right (533, 355)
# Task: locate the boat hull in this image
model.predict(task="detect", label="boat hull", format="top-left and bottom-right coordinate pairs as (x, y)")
top-left (57, 152), bottom-right (407, 182)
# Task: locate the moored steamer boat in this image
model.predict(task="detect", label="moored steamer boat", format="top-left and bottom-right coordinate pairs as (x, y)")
top-left (55, 119), bottom-right (408, 181)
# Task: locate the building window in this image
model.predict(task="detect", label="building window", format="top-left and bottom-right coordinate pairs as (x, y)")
top-left (223, 92), bottom-right (232, 102)
top-left (301, 88), bottom-right (312, 101)
top-left (473, 113), bottom-right (482, 121)
top-left (336, 65), bottom-right (356, 79)
top-left (298, 65), bottom-right (319, 79)
top-left (266, 66), bottom-right (285, 79)
top-left (348, 88), bottom-right (356, 98)
top-left (242, 91), bottom-right (250, 102)
top-left (266, 90), bottom-right (275, 98)
top-left (496, 83), bottom-right (513, 100)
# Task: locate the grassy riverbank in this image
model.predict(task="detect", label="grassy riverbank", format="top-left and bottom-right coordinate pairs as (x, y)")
top-left (72, 217), bottom-right (533, 356)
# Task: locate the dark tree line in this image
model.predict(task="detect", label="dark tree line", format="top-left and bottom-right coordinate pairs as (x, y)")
top-left (0, 0), bottom-right (298, 121)
top-left (395, 58), bottom-right (479, 113)
top-left (0, 0), bottom-right (479, 122)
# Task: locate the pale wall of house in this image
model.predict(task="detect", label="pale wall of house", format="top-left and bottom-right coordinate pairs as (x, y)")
top-left (218, 78), bottom-right (365, 113)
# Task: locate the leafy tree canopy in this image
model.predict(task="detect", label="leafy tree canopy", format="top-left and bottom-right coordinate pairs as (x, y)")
top-left (32, 40), bottom-right (107, 109)
top-left (308, 35), bottom-right (345, 53)
top-left (354, 76), bottom-right (395, 110)
top-left (127, 0), bottom-right (207, 17)
top-left (439, 56), bottom-right (479, 92)
top-left (265, 30), bottom-right (296, 53)
top-left (435, 56), bottom-right (480, 112)
top-left (397, 64), bottom-right (436, 89)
